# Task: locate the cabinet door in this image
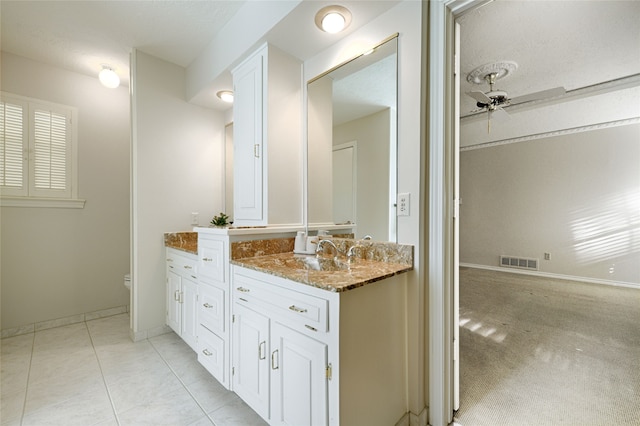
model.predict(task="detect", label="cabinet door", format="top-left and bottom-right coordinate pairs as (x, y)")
top-left (233, 50), bottom-right (264, 223)
top-left (271, 322), bottom-right (328, 426)
top-left (166, 270), bottom-right (181, 334)
top-left (233, 304), bottom-right (270, 420)
top-left (181, 277), bottom-right (199, 351)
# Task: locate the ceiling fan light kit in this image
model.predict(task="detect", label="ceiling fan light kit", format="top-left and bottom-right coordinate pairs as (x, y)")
top-left (464, 60), bottom-right (566, 133)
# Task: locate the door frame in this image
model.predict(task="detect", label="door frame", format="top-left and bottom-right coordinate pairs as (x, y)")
top-left (427, 1), bottom-right (491, 425)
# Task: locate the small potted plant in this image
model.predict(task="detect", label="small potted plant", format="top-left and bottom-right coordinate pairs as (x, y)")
top-left (210, 212), bottom-right (231, 228)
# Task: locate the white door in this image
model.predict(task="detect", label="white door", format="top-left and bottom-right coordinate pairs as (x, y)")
top-left (453, 21), bottom-right (462, 412)
top-left (233, 51), bottom-right (264, 223)
top-left (166, 270), bottom-right (181, 334)
top-left (233, 304), bottom-right (270, 420)
top-left (270, 322), bottom-right (328, 426)
top-left (332, 142), bottom-right (356, 225)
top-left (181, 277), bottom-right (199, 351)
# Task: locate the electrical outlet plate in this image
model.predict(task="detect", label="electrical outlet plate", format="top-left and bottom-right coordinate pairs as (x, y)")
top-left (398, 193), bottom-right (410, 216)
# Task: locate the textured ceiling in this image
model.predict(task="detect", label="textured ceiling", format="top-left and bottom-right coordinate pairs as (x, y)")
top-left (458, 0), bottom-right (640, 118)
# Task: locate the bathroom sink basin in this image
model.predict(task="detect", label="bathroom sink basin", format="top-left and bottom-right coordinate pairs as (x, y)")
top-left (287, 256), bottom-right (350, 272)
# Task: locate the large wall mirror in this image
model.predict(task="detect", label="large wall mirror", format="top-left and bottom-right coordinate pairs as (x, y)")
top-left (307, 34), bottom-right (398, 242)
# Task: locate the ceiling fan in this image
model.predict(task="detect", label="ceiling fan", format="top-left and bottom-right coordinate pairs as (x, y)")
top-left (466, 61), bottom-right (566, 132)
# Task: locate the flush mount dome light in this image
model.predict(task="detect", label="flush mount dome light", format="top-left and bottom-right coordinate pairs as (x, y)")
top-left (216, 90), bottom-right (234, 103)
top-left (99, 65), bottom-right (120, 89)
top-left (315, 5), bottom-right (352, 33)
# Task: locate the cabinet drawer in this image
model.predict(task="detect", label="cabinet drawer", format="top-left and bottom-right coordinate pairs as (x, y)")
top-left (198, 325), bottom-right (225, 385)
top-left (199, 239), bottom-right (225, 283)
top-left (199, 284), bottom-right (225, 335)
top-left (166, 250), bottom-right (198, 280)
top-left (234, 273), bottom-right (328, 333)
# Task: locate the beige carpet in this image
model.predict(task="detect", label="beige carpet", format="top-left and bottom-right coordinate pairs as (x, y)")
top-left (455, 267), bottom-right (640, 426)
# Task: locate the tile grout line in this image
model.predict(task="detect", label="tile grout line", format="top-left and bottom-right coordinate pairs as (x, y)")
top-left (19, 332), bottom-right (36, 426)
top-left (84, 320), bottom-right (122, 426)
top-left (147, 338), bottom-right (217, 425)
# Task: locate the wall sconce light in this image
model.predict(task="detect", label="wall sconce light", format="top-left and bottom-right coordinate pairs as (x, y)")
top-left (99, 65), bottom-right (120, 89)
top-left (217, 90), bottom-right (234, 103)
top-left (315, 5), bottom-right (352, 34)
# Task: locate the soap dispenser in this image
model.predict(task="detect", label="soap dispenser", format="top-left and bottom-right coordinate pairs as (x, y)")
top-left (294, 231), bottom-right (306, 254)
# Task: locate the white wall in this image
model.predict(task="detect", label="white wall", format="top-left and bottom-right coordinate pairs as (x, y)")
top-left (131, 50), bottom-right (224, 338)
top-left (460, 124), bottom-right (640, 286)
top-left (304, 0), bottom-right (425, 417)
top-left (1, 52), bottom-right (130, 331)
top-left (334, 109), bottom-right (391, 240)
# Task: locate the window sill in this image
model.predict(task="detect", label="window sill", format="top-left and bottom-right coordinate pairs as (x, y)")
top-left (0, 196), bottom-right (86, 209)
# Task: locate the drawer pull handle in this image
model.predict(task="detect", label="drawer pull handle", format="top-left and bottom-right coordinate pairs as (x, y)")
top-left (239, 297), bottom-right (248, 303)
top-left (305, 324), bottom-right (317, 332)
top-left (203, 303), bottom-right (213, 308)
top-left (237, 287), bottom-right (250, 293)
top-left (166, 258), bottom-right (173, 262)
top-left (168, 265), bottom-right (174, 269)
top-left (259, 341), bottom-right (266, 360)
top-left (202, 349), bottom-right (213, 356)
top-left (191, 275), bottom-right (197, 279)
top-left (202, 257), bottom-right (213, 262)
top-left (271, 350), bottom-right (279, 370)
top-left (174, 290), bottom-right (180, 301)
top-left (289, 305), bottom-right (307, 314)
top-left (183, 265), bottom-right (193, 270)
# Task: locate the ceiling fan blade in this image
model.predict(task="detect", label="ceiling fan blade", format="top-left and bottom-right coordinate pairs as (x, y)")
top-left (466, 90), bottom-right (491, 103)
top-left (510, 86), bottom-right (566, 105)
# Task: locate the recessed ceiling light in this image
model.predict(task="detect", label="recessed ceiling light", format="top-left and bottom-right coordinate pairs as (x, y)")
top-left (315, 5), bottom-right (352, 34)
top-left (99, 65), bottom-right (120, 89)
top-left (216, 90), bottom-right (234, 103)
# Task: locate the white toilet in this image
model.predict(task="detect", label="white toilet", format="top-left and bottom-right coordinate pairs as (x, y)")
top-left (124, 273), bottom-right (131, 290)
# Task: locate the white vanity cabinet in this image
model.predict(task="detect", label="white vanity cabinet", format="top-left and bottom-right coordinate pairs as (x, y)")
top-left (165, 248), bottom-right (198, 351)
top-left (196, 234), bottom-right (231, 389)
top-left (231, 263), bottom-right (409, 426)
top-left (232, 269), bottom-right (329, 425)
top-left (231, 43), bottom-right (302, 227)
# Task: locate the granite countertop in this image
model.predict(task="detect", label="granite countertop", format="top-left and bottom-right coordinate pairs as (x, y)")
top-left (231, 243), bottom-right (413, 293)
top-left (164, 232), bottom-right (198, 255)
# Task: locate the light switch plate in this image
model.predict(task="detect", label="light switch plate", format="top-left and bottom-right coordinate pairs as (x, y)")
top-left (398, 193), bottom-right (410, 216)
top-left (191, 212), bottom-right (199, 226)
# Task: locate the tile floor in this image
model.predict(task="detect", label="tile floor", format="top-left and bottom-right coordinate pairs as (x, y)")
top-left (0, 313), bottom-right (267, 426)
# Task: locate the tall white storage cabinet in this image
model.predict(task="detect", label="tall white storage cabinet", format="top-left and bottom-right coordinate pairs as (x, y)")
top-left (231, 44), bottom-right (303, 227)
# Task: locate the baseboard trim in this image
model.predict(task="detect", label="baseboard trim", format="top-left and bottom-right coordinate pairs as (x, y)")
top-left (460, 263), bottom-right (640, 289)
top-left (1, 305), bottom-right (130, 339)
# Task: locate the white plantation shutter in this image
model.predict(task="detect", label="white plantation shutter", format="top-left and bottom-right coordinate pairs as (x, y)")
top-left (32, 108), bottom-right (70, 194)
top-left (1, 92), bottom-right (78, 204)
top-left (0, 99), bottom-right (28, 195)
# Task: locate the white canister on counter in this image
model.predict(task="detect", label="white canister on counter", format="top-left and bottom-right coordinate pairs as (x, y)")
top-left (305, 236), bottom-right (318, 254)
top-left (294, 231), bottom-right (306, 253)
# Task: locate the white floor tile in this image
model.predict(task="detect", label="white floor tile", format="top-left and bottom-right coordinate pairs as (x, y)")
top-left (117, 386), bottom-right (207, 426)
top-left (1, 313), bottom-right (264, 425)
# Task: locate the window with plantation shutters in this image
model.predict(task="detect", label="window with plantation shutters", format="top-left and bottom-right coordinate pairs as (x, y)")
top-left (1, 92), bottom-right (81, 207)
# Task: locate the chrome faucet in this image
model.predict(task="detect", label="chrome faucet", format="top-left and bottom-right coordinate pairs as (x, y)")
top-left (361, 235), bottom-right (373, 240)
top-left (316, 239), bottom-right (339, 259)
top-left (347, 243), bottom-right (365, 262)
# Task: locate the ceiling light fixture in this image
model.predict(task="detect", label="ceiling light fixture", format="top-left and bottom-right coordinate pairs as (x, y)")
top-left (99, 65), bottom-right (120, 89)
top-left (315, 5), bottom-right (352, 34)
top-left (216, 90), bottom-right (234, 103)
